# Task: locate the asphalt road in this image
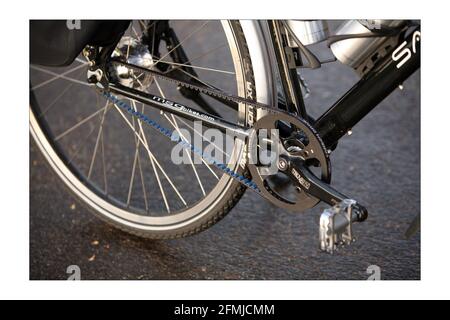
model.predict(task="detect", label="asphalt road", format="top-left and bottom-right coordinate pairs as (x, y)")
top-left (30, 21), bottom-right (420, 280)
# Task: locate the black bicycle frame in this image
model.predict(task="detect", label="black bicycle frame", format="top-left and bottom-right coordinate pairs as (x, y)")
top-left (105, 22), bottom-right (420, 152)
top-left (314, 26), bottom-right (421, 149)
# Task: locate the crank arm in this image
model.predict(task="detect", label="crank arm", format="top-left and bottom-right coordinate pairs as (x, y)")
top-left (281, 156), bottom-right (368, 222)
top-left (108, 82), bottom-right (250, 139)
top-left (280, 156), bottom-right (369, 253)
top-left (295, 163), bottom-right (347, 206)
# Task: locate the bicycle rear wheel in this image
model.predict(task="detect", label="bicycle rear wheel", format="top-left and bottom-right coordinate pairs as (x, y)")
top-left (30, 20), bottom-right (265, 238)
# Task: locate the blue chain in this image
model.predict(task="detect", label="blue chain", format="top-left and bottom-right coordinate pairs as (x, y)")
top-left (103, 91), bottom-right (260, 192)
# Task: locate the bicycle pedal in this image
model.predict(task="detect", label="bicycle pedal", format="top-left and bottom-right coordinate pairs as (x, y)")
top-left (319, 199), bottom-right (366, 254)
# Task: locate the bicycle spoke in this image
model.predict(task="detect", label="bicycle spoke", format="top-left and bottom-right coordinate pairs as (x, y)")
top-left (125, 79), bottom-right (164, 208)
top-left (130, 103), bottom-right (171, 213)
top-left (133, 101), bottom-right (187, 206)
top-left (134, 103), bottom-right (150, 211)
top-left (175, 116), bottom-right (230, 160)
top-left (153, 21), bottom-right (210, 66)
top-left (87, 101), bottom-right (110, 179)
top-left (127, 115), bottom-right (138, 206)
top-left (131, 24), bottom-right (140, 39)
top-left (38, 82), bottom-right (74, 117)
top-left (178, 122), bottom-right (220, 179)
top-left (31, 63), bottom-right (89, 90)
top-left (156, 60), bottom-right (234, 75)
top-left (151, 21), bottom-right (156, 56)
top-left (164, 113), bottom-right (206, 196)
top-left (164, 43), bottom-right (229, 75)
top-left (136, 144), bottom-right (149, 211)
top-left (113, 101), bottom-right (188, 210)
top-left (55, 104), bottom-right (109, 141)
top-left (138, 20), bottom-right (148, 31)
top-left (178, 68), bottom-right (224, 91)
top-left (67, 125), bottom-right (97, 165)
top-left (100, 125), bottom-right (108, 193)
top-left (163, 113), bottom-right (220, 181)
top-left (154, 80), bottom-right (208, 193)
top-left (127, 113), bottom-right (146, 209)
top-left (119, 97), bottom-right (164, 211)
top-left (136, 149), bottom-right (149, 211)
top-left (126, 103), bottom-right (149, 211)
top-left (153, 79), bottom-right (221, 180)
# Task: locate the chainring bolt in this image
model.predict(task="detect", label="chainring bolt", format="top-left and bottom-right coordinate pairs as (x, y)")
top-left (278, 158), bottom-right (288, 172)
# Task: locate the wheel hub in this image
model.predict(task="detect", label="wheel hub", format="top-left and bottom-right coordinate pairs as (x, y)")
top-left (108, 36), bottom-right (154, 91)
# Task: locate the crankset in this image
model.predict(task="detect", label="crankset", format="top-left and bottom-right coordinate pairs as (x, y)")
top-left (247, 112), bottom-right (331, 212)
top-left (247, 113), bottom-right (367, 217)
top-left (84, 42), bottom-right (369, 252)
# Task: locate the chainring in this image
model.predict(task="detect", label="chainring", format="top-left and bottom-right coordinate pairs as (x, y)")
top-left (247, 112), bottom-right (331, 212)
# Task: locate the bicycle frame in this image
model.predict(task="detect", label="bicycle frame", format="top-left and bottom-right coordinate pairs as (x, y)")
top-left (102, 20), bottom-right (421, 152)
top-left (265, 21), bottom-right (421, 149)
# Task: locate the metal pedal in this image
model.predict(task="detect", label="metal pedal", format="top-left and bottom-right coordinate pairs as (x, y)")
top-left (319, 199), bottom-right (366, 254)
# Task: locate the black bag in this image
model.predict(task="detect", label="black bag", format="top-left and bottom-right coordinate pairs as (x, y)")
top-left (30, 20), bottom-right (130, 66)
